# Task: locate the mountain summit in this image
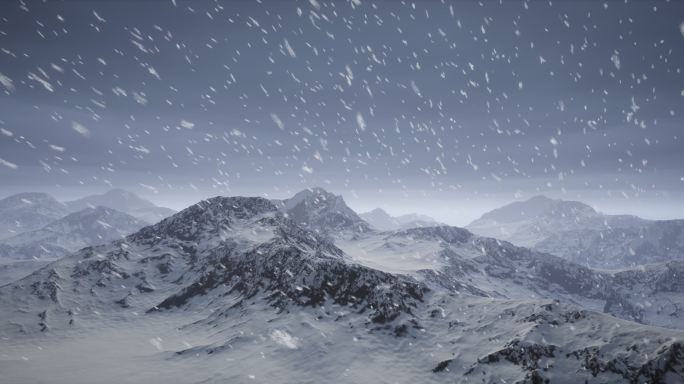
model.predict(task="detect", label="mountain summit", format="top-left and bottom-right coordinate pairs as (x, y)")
top-left (277, 187), bottom-right (371, 234)
top-left (467, 195), bottom-right (646, 247)
top-left (0, 192), bottom-right (69, 240)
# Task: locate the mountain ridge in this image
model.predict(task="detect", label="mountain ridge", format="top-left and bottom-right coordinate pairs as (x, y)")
top-left (66, 189), bottom-right (176, 224)
top-left (0, 192), bottom-right (70, 240)
top-left (0, 206), bottom-right (148, 260)
top-left (1, 189), bottom-right (683, 383)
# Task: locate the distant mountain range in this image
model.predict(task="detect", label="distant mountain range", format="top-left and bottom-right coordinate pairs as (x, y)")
top-left (0, 192), bottom-right (70, 240)
top-left (359, 207), bottom-right (440, 231)
top-left (0, 189), bottom-right (176, 241)
top-left (65, 188), bottom-right (177, 224)
top-left (0, 206), bottom-right (148, 260)
top-left (467, 195), bottom-right (684, 269)
top-left (1, 188), bottom-right (683, 383)
top-left (0, 189), bottom-right (176, 264)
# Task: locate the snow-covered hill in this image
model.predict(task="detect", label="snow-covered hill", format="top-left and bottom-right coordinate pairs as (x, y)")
top-left (0, 192), bottom-right (70, 240)
top-left (1, 191), bottom-right (682, 383)
top-left (0, 206), bottom-right (148, 260)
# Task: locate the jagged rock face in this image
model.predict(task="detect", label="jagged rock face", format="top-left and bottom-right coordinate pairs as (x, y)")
top-left (145, 201), bottom-right (428, 325)
top-left (154, 235), bottom-right (427, 325)
top-left (0, 195), bottom-right (426, 334)
top-left (278, 187), bottom-right (371, 234)
top-left (0, 192), bottom-right (70, 240)
top-left (131, 196), bottom-right (278, 245)
top-left (350, 225), bottom-right (680, 329)
top-left (0, 206), bottom-right (148, 260)
top-left (432, 300), bottom-right (684, 384)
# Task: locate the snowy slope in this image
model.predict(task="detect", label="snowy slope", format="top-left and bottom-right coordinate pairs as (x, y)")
top-left (274, 187), bottom-right (371, 235)
top-left (0, 206), bottom-right (148, 260)
top-left (0, 192), bottom-right (70, 240)
top-left (339, 225), bottom-right (684, 330)
top-left (535, 219), bottom-right (684, 269)
top-left (0, 196), bottom-right (422, 334)
top-left (0, 259), bottom-right (52, 286)
top-left (467, 195), bottom-right (647, 247)
top-left (465, 195), bottom-right (684, 269)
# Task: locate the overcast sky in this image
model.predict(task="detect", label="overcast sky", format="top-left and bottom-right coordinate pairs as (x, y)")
top-left (0, 0), bottom-right (683, 225)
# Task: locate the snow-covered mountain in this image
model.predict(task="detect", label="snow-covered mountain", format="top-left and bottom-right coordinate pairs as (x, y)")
top-left (339, 225), bottom-right (684, 330)
top-left (467, 195), bottom-right (647, 247)
top-left (535, 219), bottom-right (684, 269)
top-left (0, 192), bottom-right (70, 240)
top-left (0, 206), bottom-right (148, 260)
top-left (360, 208), bottom-right (440, 230)
top-left (274, 187), bottom-right (371, 235)
top-left (1, 191), bottom-right (683, 383)
top-left (465, 195), bottom-right (683, 269)
top-left (0, 195), bottom-right (424, 336)
top-left (66, 189), bottom-right (176, 224)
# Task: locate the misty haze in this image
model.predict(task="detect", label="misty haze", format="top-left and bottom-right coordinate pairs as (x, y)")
top-left (0, 0), bottom-right (683, 383)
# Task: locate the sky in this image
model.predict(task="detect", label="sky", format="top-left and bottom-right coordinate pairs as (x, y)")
top-left (0, 0), bottom-right (683, 225)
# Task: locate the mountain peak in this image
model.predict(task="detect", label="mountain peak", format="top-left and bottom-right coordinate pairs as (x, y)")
top-left (0, 192), bottom-right (70, 239)
top-left (0, 192), bottom-right (63, 209)
top-left (281, 188), bottom-right (370, 234)
top-left (132, 196), bottom-right (278, 244)
top-left (476, 195), bottom-right (596, 223)
top-left (527, 195), bottom-right (554, 203)
top-left (165, 195), bottom-right (277, 225)
top-left (466, 196), bottom-right (613, 247)
top-left (284, 187), bottom-right (337, 207)
top-left (102, 188), bottom-right (139, 199)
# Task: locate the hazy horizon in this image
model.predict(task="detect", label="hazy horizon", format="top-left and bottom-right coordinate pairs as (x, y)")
top-left (1, 184), bottom-right (681, 227)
